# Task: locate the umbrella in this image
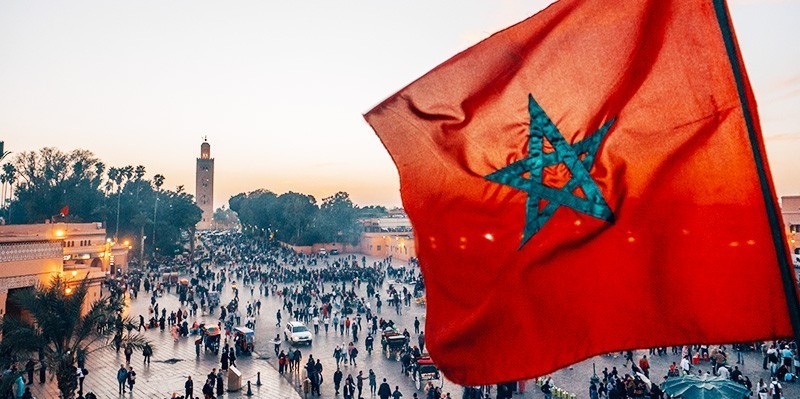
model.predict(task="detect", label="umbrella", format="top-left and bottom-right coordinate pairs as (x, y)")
top-left (661, 374), bottom-right (750, 399)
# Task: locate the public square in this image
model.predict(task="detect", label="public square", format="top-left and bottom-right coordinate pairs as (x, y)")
top-left (21, 242), bottom-right (800, 399)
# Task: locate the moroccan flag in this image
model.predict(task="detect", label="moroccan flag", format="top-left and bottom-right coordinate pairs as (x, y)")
top-left (60, 205), bottom-right (69, 216)
top-left (365, 0), bottom-right (799, 385)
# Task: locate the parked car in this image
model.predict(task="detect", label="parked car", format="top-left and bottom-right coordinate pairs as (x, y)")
top-left (330, 249), bottom-right (340, 255)
top-left (284, 321), bottom-right (313, 346)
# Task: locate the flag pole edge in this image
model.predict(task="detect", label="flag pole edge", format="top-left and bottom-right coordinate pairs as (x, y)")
top-left (711, 0), bottom-right (800, 342)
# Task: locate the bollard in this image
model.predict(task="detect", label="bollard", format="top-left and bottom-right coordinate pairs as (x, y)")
top-left (246, 381), bottom-right (253, 396)
top-left (256, 371), bottom-right (262, 386)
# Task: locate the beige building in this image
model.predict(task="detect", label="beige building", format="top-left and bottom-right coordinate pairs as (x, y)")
top-left (358, 216), bottom-right (416, 261)
top-left (195, 139), bottom-right (215, 230)
top-left (781, 195), bottom-right (800, 254)
top-left (0, 222), bottom-right (128, 317)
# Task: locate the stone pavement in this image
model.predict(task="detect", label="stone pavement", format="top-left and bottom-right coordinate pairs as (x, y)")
top-left (25, 254), bottom-right (800, 398)
top-left (26, 286), bottom-right (302, 399)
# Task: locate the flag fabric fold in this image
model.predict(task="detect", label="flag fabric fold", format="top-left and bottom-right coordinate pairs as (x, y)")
top-left (365, 0), bottom-right (797, 385)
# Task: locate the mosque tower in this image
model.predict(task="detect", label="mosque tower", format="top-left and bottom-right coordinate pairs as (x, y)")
top-left (195, 138), bottom-right (214, 230)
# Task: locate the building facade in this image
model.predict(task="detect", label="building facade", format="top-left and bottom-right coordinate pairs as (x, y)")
top-left (358, 216), bottom-right (416, 262)
top-left (781, 195), bottom-right (800, 254)
top-left (0, 222), bottom-right (126, 317)
top-left (195, 138), bottom-right (215, 230)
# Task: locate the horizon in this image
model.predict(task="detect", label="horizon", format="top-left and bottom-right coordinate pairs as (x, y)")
top-left (1, 0), bottom-right (798, 210)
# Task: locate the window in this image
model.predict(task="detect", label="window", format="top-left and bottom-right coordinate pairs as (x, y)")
top-left (377, 245), bottom-right (381, 251)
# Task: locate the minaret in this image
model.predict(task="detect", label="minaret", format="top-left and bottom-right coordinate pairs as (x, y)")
top-left (195, 137), bottom-right (215, 230)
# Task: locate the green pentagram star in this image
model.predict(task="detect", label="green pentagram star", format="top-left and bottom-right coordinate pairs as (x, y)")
top-left (485, 94), bottom-right (615, 247)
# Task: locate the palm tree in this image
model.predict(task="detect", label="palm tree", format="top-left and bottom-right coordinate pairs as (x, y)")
top-left (113, 166), bottom-right (133, 240)
top-left (152, 174), bottom-right (165, 258)
top-left (134, 165), bottom-right (145, 181)
top-left (0, 275), bottom-right (149, 399)
top-left (0, 172), bottom-right (6, 211)
top-left (2, 163), bottom-right (17, 221)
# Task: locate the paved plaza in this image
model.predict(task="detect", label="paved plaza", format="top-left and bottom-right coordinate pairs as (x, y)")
top-left (24, 254), bottom-right (800, 398)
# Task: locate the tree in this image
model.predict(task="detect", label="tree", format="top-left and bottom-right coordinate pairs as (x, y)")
top-left (0, 275), bottom-right (148, 399)
top-left (152, 174), bottom-right (164, 259)
top-left (317, 192), bottom-right (361, 245)
top-left (9, 148), bottom-right (103, 224)
top-left (229, 189), bottom-right (365, 246)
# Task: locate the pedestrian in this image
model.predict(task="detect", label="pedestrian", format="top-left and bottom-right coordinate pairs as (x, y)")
top-left (124, 344), bottom-right (133, 364)
top-left (418, 331), bottom-right (425, 353)
top-left (356, 370), bottom-right (365, 398)
top-left (142, 343), bottom-right (153, 365)
top-left (76, 367), bottom-right (84, 395)
top-left (639, 355), bottom-right (650, 378)
top-left (202, 380), bottom-right (214, 398)
top-left (229, 347), bottom-right (237, 367)
top-left (757, 378), bottom-right (769, 399)
top-left (185, 376), bottom-right (194, 398)
top-left (116, 364), bottom-right (128, 394)
top-left (126, 366), bottom-right (136, 393)
top-left (24, 360), bottom-right (34, 386)
top-left (378, 378), bottom-right (392, 399)
top-left (216, 369), bottom-right (224, 396)
top-left (38, 362), bottom-right (46, 385)
top-left (349, 343), bottom-right (359, 366)
top-left (334, 345), bottom-right (343, 367)
top-left (414, 317), bottom-right (420, 334)
top-left (221, 349), bottom-right (229, 371)
top-left (278, 351), bottom-right (287, 374)
top-left (195, 336), bottom-right (202, 357)
top-left (276, 309), bottom-right (282, 326)
top-left (334, 367), bottom-right (343, 395)
top-left (369, 369), bottom-right (377, 395)
top-left (541, 376), bottom-right (553, 399)
top-left (273, 334), bottom-right (281, 356)
top-left (392, 385), bottom-right (404, 399)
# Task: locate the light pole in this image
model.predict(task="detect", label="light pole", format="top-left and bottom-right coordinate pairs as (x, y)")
top-left (140, 235), bottom-right (147, 270)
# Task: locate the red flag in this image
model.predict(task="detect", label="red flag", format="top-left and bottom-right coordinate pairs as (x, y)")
top-left (365, 0), bottom-right (798, 385)
top-left (60, 205), bottom-right (69, 216)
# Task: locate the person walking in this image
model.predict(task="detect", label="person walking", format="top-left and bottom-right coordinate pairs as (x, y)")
top-left (116, 364), bottom-right (128, 394)
top-left (273, 334), bottom-right (281, 356)
top-left (368, 369), bottom-right (377, 395)
top-left (414, 317), bottom-right (420, 334)
top-left (276, 309), bottom-right (282, 326)
top-left (333, 367), bottom-right (343, 395)
top-left (216, 369), bottom-right (224, 396)
top-left (76, 367), bottom-right (84, 395)
top-left (228, 347), bottom-right (237, 368)
top-left (378, 378), bottom-right (392, 399)
top-left (185, 376), bottom-right (194, 399)
top-left (126, 366), bottom-right (136, 393)
top-left (355, 370), bottom-right (366, 398)
top-left (142, 343), bottom-right (153, 365)
top-left (202, 380), bottom-right (214, 398)
top-left (757, 378), bottom-right (769, 399)
top-left (392, 385), bottom-right (404, 399)
top-left (124, 344), bottom-right (133, 365)
top-left (24, 360), bottom-right (34, 386)
top-left (221, 349), bottom-right (229, 371)
top-left (418, 331), bottom-right (425, 353)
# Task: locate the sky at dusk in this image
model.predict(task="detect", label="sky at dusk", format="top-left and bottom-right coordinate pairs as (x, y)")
top-left (1, 0), bottom-right (798, 209)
